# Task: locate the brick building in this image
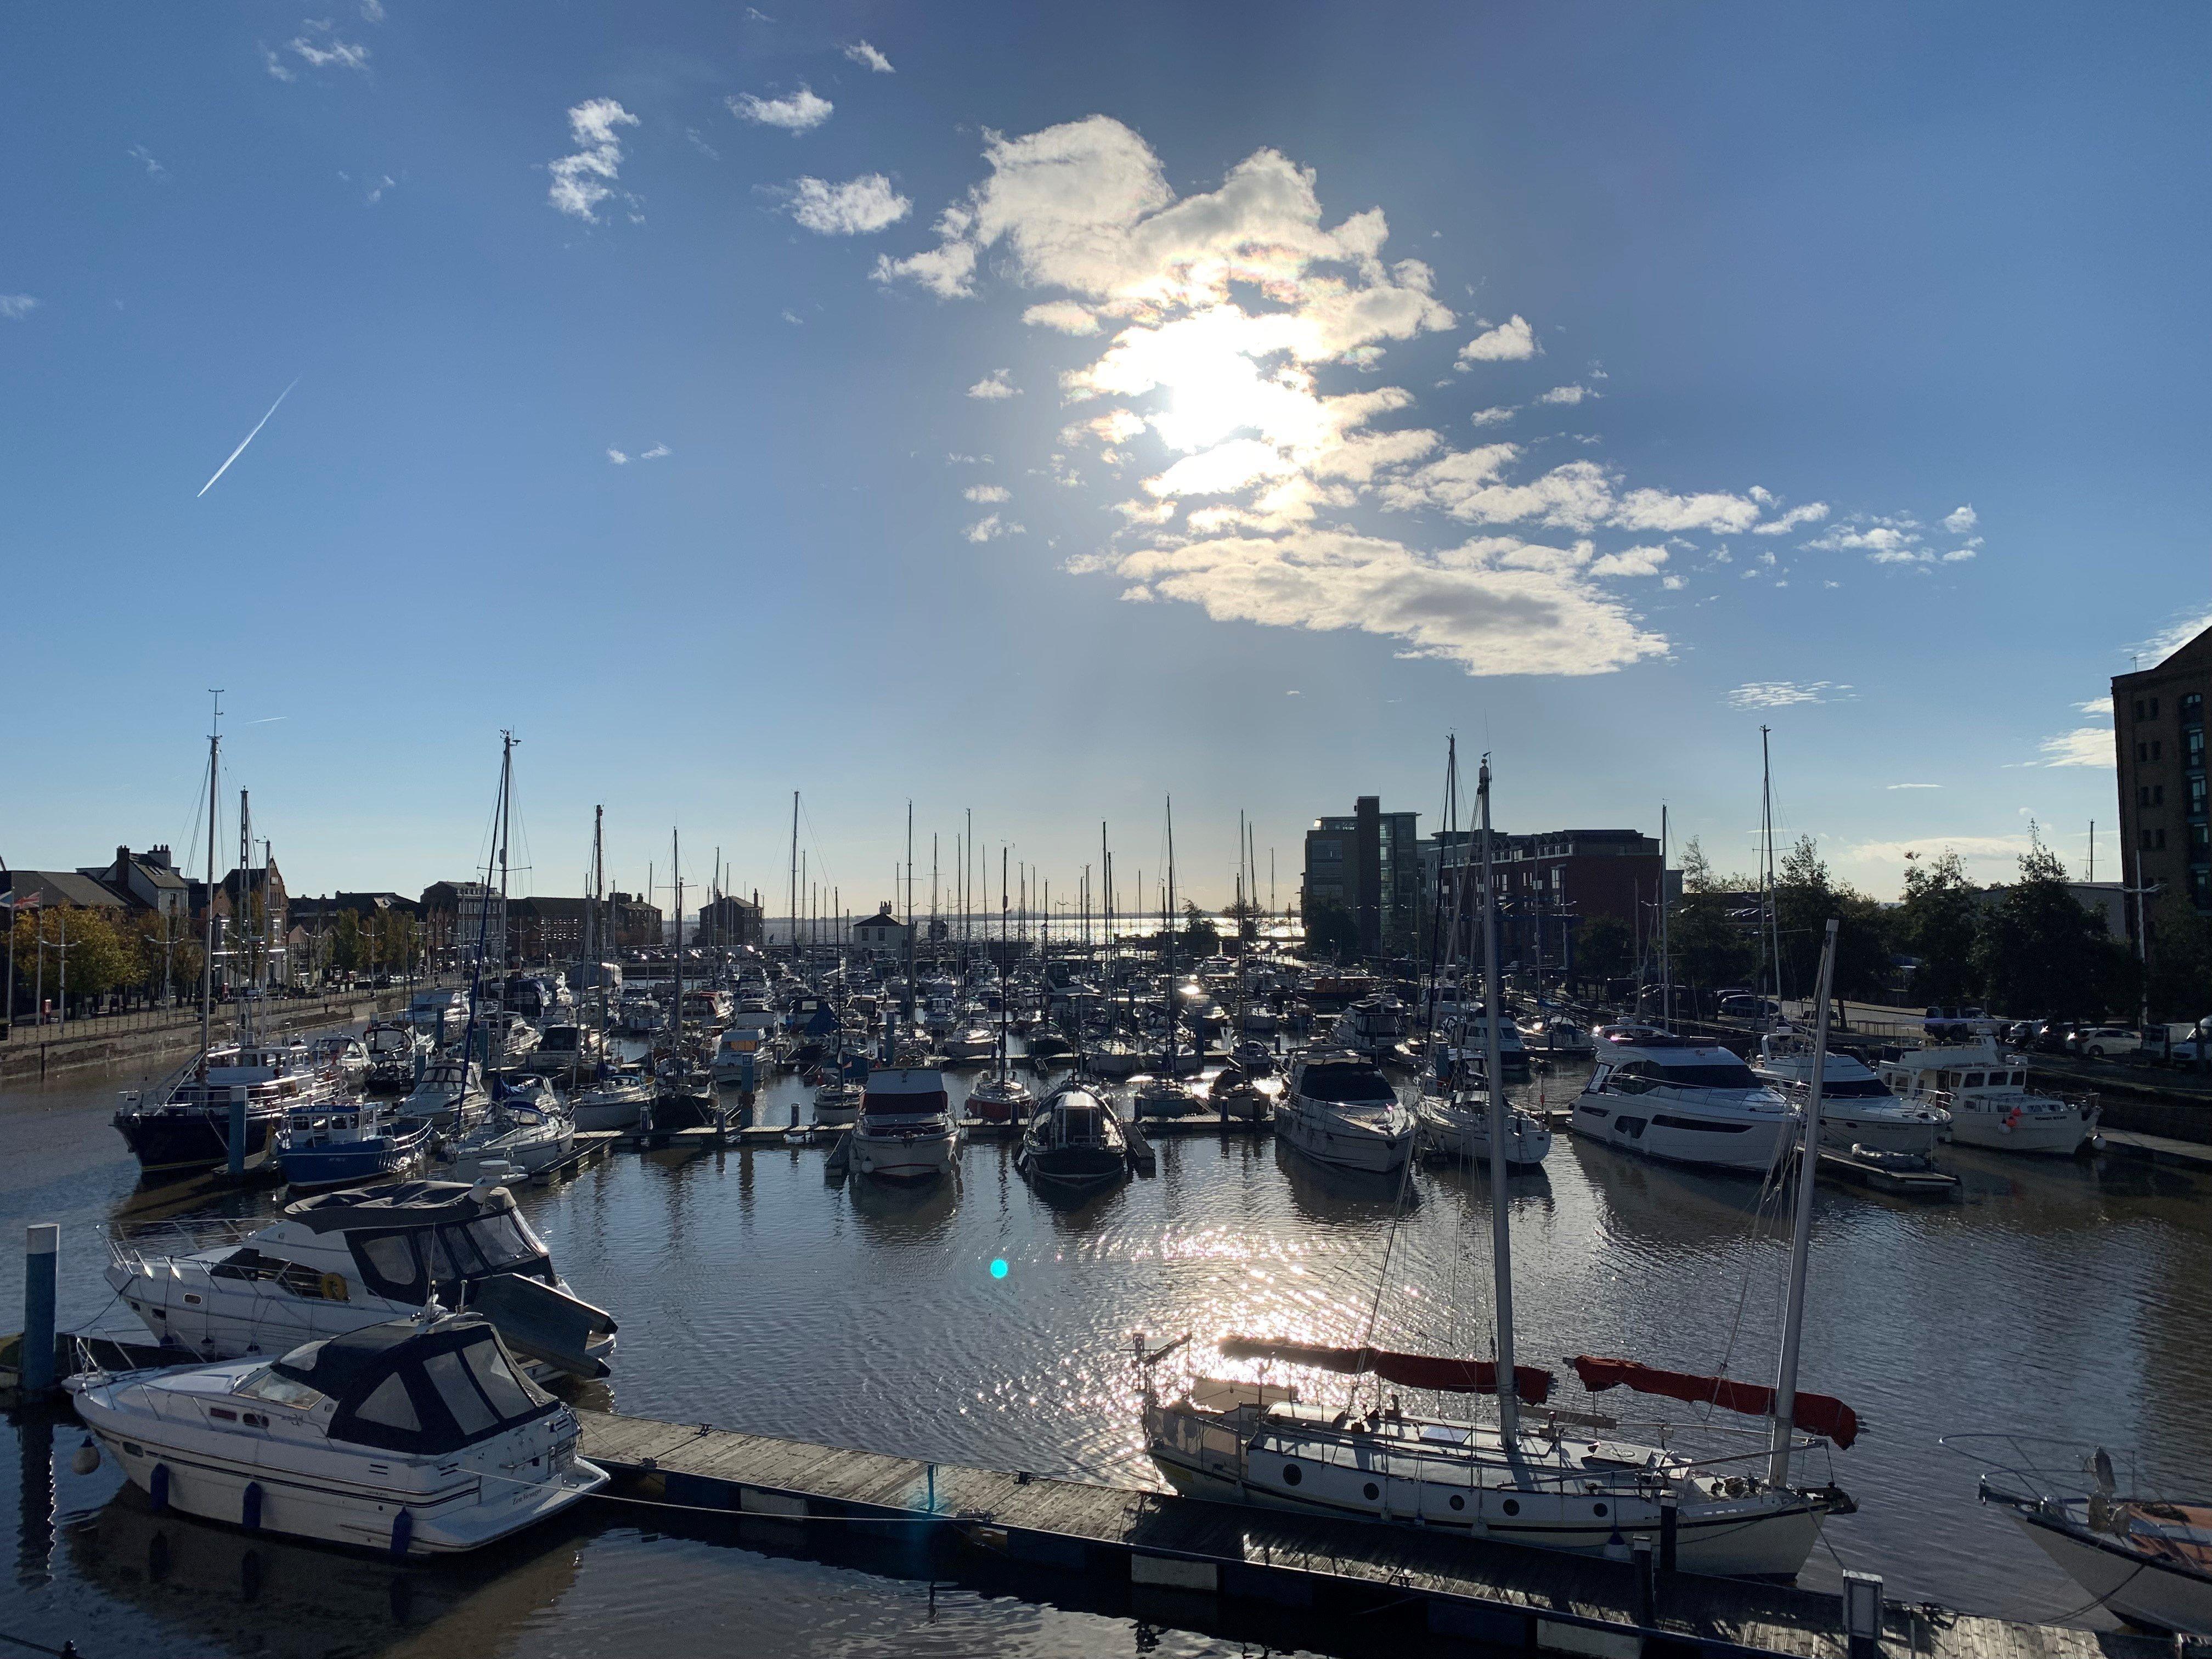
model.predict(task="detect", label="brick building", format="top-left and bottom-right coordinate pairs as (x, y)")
top-left (1420, 827), bottom-right (1664, 975)
top-left (2114, 620), bottom-right (2211, 926)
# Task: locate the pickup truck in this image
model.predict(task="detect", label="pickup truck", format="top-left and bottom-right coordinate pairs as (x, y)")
top-left (1924, 1006), bottom-right (2002, 1041)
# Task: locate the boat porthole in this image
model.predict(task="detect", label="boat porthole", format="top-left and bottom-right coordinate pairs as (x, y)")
top-left (1363, 1482), bottom-right (1380, 1502)
top-left (1593, 1503), bottom-right (1607, 1517)
top-left (1503, 1498), bottom-right (1520, 1516)
top-left (1282, 1464), bottom-right (1301, 1486)
top-left (1449, 1494), bottom-right (1465, 1511)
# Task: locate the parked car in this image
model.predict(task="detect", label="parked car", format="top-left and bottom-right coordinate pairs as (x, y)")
top-left (2066, 1025), bottom-right (2143, 1060)
top-left (1719, 995), bottom-right (1781, 1020)
top-left (1923, 1006), bottom-right (2000, 1040)
top-left (2027, 1020), bottom-right (2077, 1053)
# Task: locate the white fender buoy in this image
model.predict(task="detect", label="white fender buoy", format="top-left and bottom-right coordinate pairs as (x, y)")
top-left (71, 1437), bottom-right (101, 1475)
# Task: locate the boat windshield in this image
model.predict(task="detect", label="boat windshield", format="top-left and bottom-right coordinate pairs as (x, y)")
top-left (1612, 1059), bottom-right (1760, 1091)
top-left (236, 1368), bottom-right (325, 1409)
top-left (1819, 1079), bottom-right (1895, 1099)
top-left (863, 1090), bottom-right (949, 1119)
top-left (1299, 1066), bottom-right (1397, 1104)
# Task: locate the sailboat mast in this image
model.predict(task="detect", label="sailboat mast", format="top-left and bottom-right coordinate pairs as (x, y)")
top-left (1164, 799), bottom-right (1176, 1071)
top-left (1769, 917), bottom-right (1838, 1486)
top-left (1477, 755), bottom-right (1520, 1445)
top-left (1659, 805), bottom-right (1672, 1031)
top-left (789, 792), bottom-right (800, 957)
top-left (497, 734), bottom-right (513, 977)
top-left (1760, 726), bottom-right (1779, 1019)
top-left (593, 805), bottom-right (606, 1048)
top-left (670, 826), bottom-right (682, 1046)
top-left (200, 694), bottom-right (221, 1070)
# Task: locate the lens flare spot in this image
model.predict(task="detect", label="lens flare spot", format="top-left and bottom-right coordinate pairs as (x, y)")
top-left (990, 1258), bottom-right (1010, 1280)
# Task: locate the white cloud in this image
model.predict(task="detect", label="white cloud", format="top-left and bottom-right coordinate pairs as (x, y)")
top-left (1022, 300), bottom-right (1099, 335)
top-left (781, 174), bottom-right (910, 235)
top-left (640, 443), bottom-right (670, 460)
top-left (730, 87), bottom-right (832, 133)
top-left (1809, 522), bottom-right (1927, 562)
top-left (607, 443), bottom-right (669, 465)
top-left (361, 0), bottom-right (385, 18)
top-left (2038, 727), bottom-right (2113, 768)
top-left (1941, 547), bottom-right (1977, 563)
top-left (1887, 783), bottom-right (1942, 789)
top-left (128, 144), bottom-right (166, 181)
top-left (0, 294), bottom-right (39, 320)
top-left (1468, 405), bottom-right (1516, 426)
top-left (781, 308), bottom-right (803, 325)
top-left (1661, 574), bottom-right (1686, 590)
top-left (2078, 696), bottom-right (2113, 719)
top-left (1535, 383), bottom-right (1589, 405)
top-left (607, 448), bottom-right (630, 465)
top-left (2137, 606), bottom-right (2212, 667)
top-left (964, 514), bottom-right (1024, 541)
top-left (1750, 501), bottom-right (1829, 536)
top-left (362, 173), bottom-right (396, 205)
top-left (1456, 314), bottom-right (1537, 364)
top-left (843, 40), bottom-right (893, 72)
top-left (1611, 485), bottom-right (1759, 534)
top-left (1726, 680), bottom-right (1851, 709)
top-left (547, 98), bottom-right (639, 222)
top-left (1943, 504), bottom-right (1978, 533)
top-left (967, 369), bottom-right (1019, 400)
top-left (964, 484), bottom-right (1011, 503)
top-left (285, 30), bottom-right (370, 72)
top-left (263, 47), bottom-right (295, 80)
top-left (1587, 544), bottom-right (1668, 578)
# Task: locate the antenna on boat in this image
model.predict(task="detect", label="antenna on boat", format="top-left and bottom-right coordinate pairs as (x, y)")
top-left (1769, 916), bottom-right (1837, 1487)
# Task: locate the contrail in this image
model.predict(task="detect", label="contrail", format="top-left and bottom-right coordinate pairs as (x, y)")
top-left (196, 378), bottom-right (300, 498)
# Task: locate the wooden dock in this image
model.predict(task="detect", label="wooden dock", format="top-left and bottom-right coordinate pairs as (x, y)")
top-left (575, 1409), bottom-right (2161, 1659)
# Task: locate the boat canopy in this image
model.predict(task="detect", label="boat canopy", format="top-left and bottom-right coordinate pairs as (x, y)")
top-left (1295, 1060), bottom-right (1398, 1104)
top-left (286, 1179), bottom-right (516, 1234)
top-left (269, 1315), bottom-right (560, 1456)
top-left (1220, 1336), bottom-right (1554, 1404)
top-left (1568, 1355), bottom-right (1859, 1449)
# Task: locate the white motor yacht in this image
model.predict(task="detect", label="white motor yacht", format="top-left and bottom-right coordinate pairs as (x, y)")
top-left (1877, 1041), bottom-right (2098, 1154)
top-left (709, 1026), bottom-right (773, 1086)
top-left (104, 1178), bottom-right (617, 1380)
top-left (1754, 1034), bottom-right (1948, 1154)
top-left (851, 1066), bottom-right (961, 1181)
top-left (1276, 1051), bottom-right (1415, 1175)
top-left (69, 1312), bottom-right (607, 1557)
top-left (1414, 1085), bottom-right (1553, 1169)
top-left (1572, 1036), bottom-right (1791, 1172)
top-left (447, 1092), bottom-right (573, 1184)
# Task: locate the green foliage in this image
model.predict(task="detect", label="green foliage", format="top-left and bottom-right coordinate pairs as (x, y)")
top-left (2146, 893), bottom-right (2212, 1023)
top-left (1771, 836), bottom-right (1893, 1000)
top-left (1575, 915), bottom-right (1635, 985)
top-left (1671, 889), bottom-right (1758, 992)
top-left (1898, 849), bottom-right (1980, 1006)
top-left (1178, 900), bottom-right (1221, 960)
top-left (1303, 898), bottom-right (1359, 959)
top-left (1680, 837), bottom-right (1718, 895)
top-left (1972, 844), bottom-right (2138, 1019)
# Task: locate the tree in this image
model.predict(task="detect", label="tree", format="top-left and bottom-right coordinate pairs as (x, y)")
top-left (1680, 837), bottom-right (1718, 895)
top-left (1304, 898), bottom-right (1358, 960)
top-left (1973, 844), bottom-right (2138, 1019)
top-left (1897, 849), bottom-right (1980, 1007)
top-left (331, 910), bottom-right (365, 974)
top-left (1178, 901), bottom-right (1221, 961)
top-left (1771, 837), bottom-right (1893, 1001)
top-left (1576, 915), bottom-right (1634, 988)
top-left (2144, 893), bottom-right (2212, 1024)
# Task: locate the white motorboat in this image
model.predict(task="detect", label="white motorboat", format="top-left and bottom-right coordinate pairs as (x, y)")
top-left (943, 1025), bottom-right (998, 1064)
top-left (1084, 1039), bottom-right (1144, 1079)
top-left (1276, 1051), bottom-right (1415, 1175)
top-left (528, 1023), bottom-right (604, 1080)
top-left (1950, 1436), bottom-right (2212, 1635)
top-left (1572, 1036), bottom-right (1791, 1172)
top-left (1130, 1074), bottom-right (1205, 1121)
top-left (308, 1036), bottom-right (370, 1092)
top-left (1876, 1041), bottom-right (2098, 1154)
top-left (571, 1064), bottom-right (651, 1132)
top-left (364, 1021), bottom-right (428, 1092)
top-left (1330, 995), bottom-right (1409, 1063)
top-left (812, 1080), bottom-right (864, 1127)
top-left (104, 1178), bottom-right (618, 1380)
top-left (1521, 1015), bottom-right (1594, 1058)
top-left (69, 1312), bottom-right (607, 1556)
top-left (851, 1065), bottom-right (961, 1181)
top-left (709, 1026), bottom-right (774, 1086)
top-left (1754, 1034), bottom-right (1948, 1155)
top-left (398, 1057), bottom-right (489, 1131)
top-left (1019, 1084), bottom-right (1128, 1193)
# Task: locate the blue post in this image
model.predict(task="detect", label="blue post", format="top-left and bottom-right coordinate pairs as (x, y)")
top-left (228, 1094), bottom-right (247, 1178)
top-left (22, 1223), bottom-right (57, 1396)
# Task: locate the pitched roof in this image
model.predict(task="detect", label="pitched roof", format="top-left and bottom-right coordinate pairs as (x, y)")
top-left (1, 870), bottom-right (127, 908)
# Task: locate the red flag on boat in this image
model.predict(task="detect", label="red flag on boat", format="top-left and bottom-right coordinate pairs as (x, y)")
top-left (1219, 1336), bottom-right (1554, 1404)
top-left (1567, 1356), bottom-right (1859, 1449)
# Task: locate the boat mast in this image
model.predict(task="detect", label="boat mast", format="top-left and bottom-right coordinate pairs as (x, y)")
top-left (1759, 726), bottom-right (1779, 1025)
top-left (789, 792), bottom-right (799, 960)
top-left (497, 734), bottom-right (513, 980)
top-left (238, 789), bottom-right (251, 1035)
top-left (1659, 804), bottom-right (1672, 1032)
top-left (593, 805), bottom-right (607, 1053)
top-left (199, 692), bottom-right (221, 1071)
top-left (670, 826), bottom-right (682, 1053)
top-left (1769, 917), bottom-right (1838, 1486)
top-left (1477, 754), bottom-right (1520, 1446)
top-left (1164, 799), bottom-right (1177, 1075)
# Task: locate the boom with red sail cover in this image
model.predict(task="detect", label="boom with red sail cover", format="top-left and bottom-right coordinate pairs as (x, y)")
top-left (1220, 1337), bottom-right (1553, 1404)
top-left (1568, 1356), bottom-right (1859, 1450)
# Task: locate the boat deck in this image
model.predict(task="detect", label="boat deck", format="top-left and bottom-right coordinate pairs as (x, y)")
top-left (576, 1409), bottom-right (2165, 1659)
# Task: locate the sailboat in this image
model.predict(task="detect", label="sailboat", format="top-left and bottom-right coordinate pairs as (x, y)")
top-left (1139, 773), bottom-right (1858, 1579)
top-left (1415, 742), bottom-right (1552, 1169)
top-left (1131, 799), bottom-right (1203, 1122)
top-left (967, 965), bottom-right (1035, 1122)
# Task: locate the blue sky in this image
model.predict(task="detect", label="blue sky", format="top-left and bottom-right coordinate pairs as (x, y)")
top-left (4, 3), bottom-right (2206, 914)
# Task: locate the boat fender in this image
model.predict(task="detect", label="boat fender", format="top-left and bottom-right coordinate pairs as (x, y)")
top-left (149, 1462), bottom-right (170, 1513)
top-left (319, 1273), bottom-right (350, 1302)
top-left (71, 1437), bottom-right (100, 1475)
top-left (390, 1508), bottom-right (414, 1559)
top-left (242, 1481), bottom-right (263, 1532)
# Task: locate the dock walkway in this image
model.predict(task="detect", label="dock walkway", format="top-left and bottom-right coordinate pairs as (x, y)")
top-left (577, 1410), bottom-right (2160, 1659)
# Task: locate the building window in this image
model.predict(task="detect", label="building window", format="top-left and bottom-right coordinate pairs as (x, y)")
top-left (2152, 697), bottom-right (2162, 718)
top-left (2141, 829), bottom-right (2154, 850)
top-left (2156, 785), bottom-right (2166, 806)
top-left (2184, 692), bottom-right (2204, 723)
top-left (2194, 822), bottom-right (2211, 855)
top-left (2194, 869), bottom-right (2211, 907)
top-left (2157, 829), bottom-right (2168, 850)
top-left (2135, 699), bottom-right (2146, 719)
top-left (2190, 728), bottom-right (2207, 767)
top-left (2192, 776), bottom-right (2209, 817)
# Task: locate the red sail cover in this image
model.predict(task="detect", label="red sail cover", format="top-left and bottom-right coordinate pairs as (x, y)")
top-left (1219, 1337), bottom-right (1553, 1404)
top-left (1567, 1356), bottom-right (1859, 1449)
